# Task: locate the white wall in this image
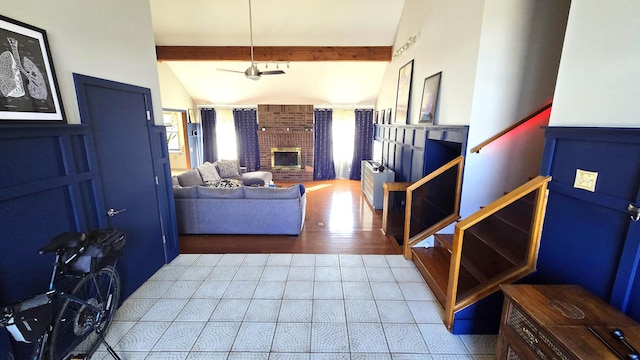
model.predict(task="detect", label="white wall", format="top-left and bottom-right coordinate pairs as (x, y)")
top-left (550, 0), bottom-right (640, 127)
top-left (376, 0), bottom-right (485, 125)
top-left (157, 62), bottom-right (197, 113)
top-left (378, 0), bottom-right (569, 226)
top-left (459, 0), bottom-right (569, 219)
top-left (3, 0), bottom-right (164, 125)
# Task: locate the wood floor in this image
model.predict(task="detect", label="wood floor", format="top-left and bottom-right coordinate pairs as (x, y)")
top-left (179, 180), bottom-right (401, 255)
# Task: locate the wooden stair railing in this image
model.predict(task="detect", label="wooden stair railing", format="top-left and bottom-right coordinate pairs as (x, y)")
top-left (412, 175), bottom-right (551, 332)
top-left (469, 102), bottom-right (552, 154)
top-left (381, 156), bottom-right (464, 259)
top-left (404, 157), bottom-right (464, 258)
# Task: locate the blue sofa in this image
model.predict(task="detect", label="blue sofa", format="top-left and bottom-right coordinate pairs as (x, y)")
top-left (173, 184), bottom-right (306, 235)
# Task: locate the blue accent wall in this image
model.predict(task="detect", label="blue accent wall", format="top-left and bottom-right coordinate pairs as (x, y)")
top-left (151, 126), bottom-right (180, 264)
top-left (374, 124), bottom-right (468, 182)
top-left (0, 125), bottom-right (101, 303)
top-left (0, 119), bottom-right (179, 357)
top-left (534, 127), bottom-right (640, 319)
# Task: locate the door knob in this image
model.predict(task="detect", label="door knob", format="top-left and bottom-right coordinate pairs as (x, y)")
top-left (629, 204), bottom-right (640, 222)
top-left (107, 208), bottom-right (127, 217)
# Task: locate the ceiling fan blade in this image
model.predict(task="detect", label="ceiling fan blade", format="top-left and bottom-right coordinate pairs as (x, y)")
top-left (259, 70), bottom-right (286, 75)
top-left (217, 68), bottom-right (245, 74)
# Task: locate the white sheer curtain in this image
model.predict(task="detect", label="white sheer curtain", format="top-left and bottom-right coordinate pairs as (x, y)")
top-left (332, 109), bottom-right (355, 179)
top-left (215, 108), bottom-right (238, 160)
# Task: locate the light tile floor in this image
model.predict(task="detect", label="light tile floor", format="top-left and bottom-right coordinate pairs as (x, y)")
top-left (95, 254), bottom-right (496, 360)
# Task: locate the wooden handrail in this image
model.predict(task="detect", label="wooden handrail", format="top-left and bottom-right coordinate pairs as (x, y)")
top-left (469, 102), bottom-right (552, 153)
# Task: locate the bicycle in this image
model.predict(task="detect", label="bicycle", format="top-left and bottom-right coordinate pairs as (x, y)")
top-left (0, 228), bottom-right (126, 360)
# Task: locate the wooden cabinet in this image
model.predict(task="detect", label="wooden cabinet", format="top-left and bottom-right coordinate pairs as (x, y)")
top-left (361, 160), bottom-right (394, 209)
top-left (497, 284), bottom-right (640, 359)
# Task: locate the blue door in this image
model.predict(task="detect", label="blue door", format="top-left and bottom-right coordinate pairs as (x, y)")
top-left (74, 74), bottom-right (167, 298)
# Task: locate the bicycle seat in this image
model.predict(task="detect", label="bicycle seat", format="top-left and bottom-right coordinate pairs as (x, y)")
top-left (38, 232), bottom-right (88, 254)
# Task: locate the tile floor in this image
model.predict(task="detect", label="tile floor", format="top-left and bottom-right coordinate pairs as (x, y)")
top-left (95, 253), bottom-right (496, 360)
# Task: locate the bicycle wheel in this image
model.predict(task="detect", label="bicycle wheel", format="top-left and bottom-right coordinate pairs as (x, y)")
top-left (47, 266), bottom-right (121, 360)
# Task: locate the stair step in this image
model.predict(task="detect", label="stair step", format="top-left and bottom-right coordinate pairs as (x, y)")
top-left (434, 234), bottom-right (453, 251)
top-left (466, 216), bottom-right (530, 262)
top-left (412, 247), bottom-right (450, 308)
top-left (412, 246), bottom-right (485, 309)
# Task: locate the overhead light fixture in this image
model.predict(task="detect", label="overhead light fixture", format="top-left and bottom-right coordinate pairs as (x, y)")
top-left (393, 35), bottom-right (418, 59)
top-left (257, 61), bottom-right (290, 70)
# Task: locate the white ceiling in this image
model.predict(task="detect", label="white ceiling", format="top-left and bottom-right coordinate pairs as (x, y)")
top-left (150, 0), bottom-right (406, 106)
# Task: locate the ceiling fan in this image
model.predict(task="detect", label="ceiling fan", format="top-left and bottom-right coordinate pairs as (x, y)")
top-left (218, 0), bottom-right (285, 81)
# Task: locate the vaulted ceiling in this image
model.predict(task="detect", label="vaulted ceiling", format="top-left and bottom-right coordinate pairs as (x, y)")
top-left (150, 0), bottom-right (406, 106)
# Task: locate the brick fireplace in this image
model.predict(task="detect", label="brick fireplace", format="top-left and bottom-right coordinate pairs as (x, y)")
top-left (257, 104), bottom-right (314, 182)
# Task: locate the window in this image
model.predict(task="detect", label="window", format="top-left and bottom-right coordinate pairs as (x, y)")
top-left (215, 109), bottom-right (238, 160)
top-left (332, 109), bottom-right (355, 179)
top-left (163, 111), bottom-right (181, 152)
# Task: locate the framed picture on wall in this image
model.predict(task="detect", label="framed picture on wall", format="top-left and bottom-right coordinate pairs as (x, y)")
top-left (0, 15), bottom-right (65, 122)
top-left (394, 59), bottom-right (414, 124)
top-left (380, 109), bottom-right (386, 124)
top-left (374, 110), bottom-right (379, 124)
top-left (419, 71), bottom-right (442, 124)
top-left (386, 108), bottom-right (392, 124)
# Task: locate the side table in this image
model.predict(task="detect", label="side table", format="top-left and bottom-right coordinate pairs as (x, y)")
top-left (497, 284), bottom-right (640, 359)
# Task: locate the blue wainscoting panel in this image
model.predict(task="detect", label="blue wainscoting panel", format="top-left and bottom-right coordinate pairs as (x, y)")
top-left (0, 125), bottom-right (99, 303)
top-left (451, 292), bottom-right (504, 334)
top-left (151, 126), bottom-right (180, 263)
top-left (536, 127), bottom-right (640, 319)
top-left (374, 124), bottom-right (468, 182)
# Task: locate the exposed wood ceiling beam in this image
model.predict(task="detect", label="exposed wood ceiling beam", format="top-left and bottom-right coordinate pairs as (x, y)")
top-left (156, 46), bottom-right (392, 62)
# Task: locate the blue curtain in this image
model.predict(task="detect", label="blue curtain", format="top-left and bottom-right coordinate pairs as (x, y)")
top-left (349, 109), bottom-right (374, 180)
top-left (233, 108), bottom-right (260, 172)
top-left (201, 108), bottom-right (218, 163)
top-left (313, 109), bottom-right (336, 180)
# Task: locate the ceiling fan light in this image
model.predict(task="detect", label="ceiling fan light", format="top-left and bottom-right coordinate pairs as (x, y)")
top-left (245, 65), bottom-right (261, 80)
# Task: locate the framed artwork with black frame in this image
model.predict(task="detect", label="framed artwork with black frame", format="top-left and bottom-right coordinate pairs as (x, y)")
top-left (394, 59), bottom-right (414, 124)
top-left (386, 108), bottom-right (392, 124)
top-left (419, 71), bottom-right (442, 124)
top-left (374, 110), bottom-right (379, 124)
top-left (380, 109), bottom-right (386, 124)
top-left (0, 15), bottom-right (65, 123)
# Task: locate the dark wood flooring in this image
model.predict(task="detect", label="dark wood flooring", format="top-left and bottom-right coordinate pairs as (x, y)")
top-left (179, 180), bottom-right (401, 254)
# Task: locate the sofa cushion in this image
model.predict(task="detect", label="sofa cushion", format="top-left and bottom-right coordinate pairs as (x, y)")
top-left (171, 176), bottom-right (180, 187)
top-left (176, 169), bottom-right (204, 187)
top-left (215, 159), bottom-right (240, 178)
top-left (198, 162), bottom-right (221, 183)
top-left (197, 186), bottom-right (245, 199)
top-left (173, 186), bottom-right (198, 199)
top-left (241, 171), bottom-right (273, 186)
top-left (244, 184), bottom-right (301, 199)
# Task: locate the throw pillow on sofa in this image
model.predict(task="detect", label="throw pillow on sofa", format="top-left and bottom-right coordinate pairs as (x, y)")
top-left (198, 162), bottom-right (221, 183)
top-left (215, 159), bottom-right (240, 178)
top-left (176, 169), bottom-right (204, 187)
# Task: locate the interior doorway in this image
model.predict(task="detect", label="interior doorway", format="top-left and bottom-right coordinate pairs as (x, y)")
top-left (163, 109), bottom-right (190, 173)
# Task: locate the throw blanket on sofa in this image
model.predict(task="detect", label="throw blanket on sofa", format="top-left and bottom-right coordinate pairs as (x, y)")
top-left (205, 179), bottom-right (242, 188)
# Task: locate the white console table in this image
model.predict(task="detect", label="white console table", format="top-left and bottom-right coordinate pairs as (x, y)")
top-left (361, 160), bottom-right (395, 209)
